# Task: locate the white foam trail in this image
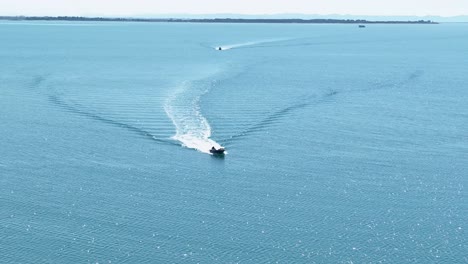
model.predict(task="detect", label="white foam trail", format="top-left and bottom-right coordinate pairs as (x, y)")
top-left (164, 80), bottom-right (224, 154)
top-left (215, 38), bottom-right (291, 50)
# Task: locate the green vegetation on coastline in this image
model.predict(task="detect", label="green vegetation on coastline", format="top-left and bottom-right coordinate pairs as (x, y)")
top-left (0, 16), bottom-right (437, 24)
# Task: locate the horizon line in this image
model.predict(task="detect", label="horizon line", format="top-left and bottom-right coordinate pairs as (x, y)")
top-left (1, 13), bottom-right (468, 18)
top-left (0, 16), bottom-right (440, 24)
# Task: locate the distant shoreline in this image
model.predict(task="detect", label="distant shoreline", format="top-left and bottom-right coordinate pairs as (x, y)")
top-left (0, 16), bottom-right (438, 24)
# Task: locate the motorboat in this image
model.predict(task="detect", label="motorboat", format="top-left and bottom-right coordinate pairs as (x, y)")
top-left (217, 47), bottom-right (223, 51)
top-left (210, 147), bottom-right (225, 155)
top-left (359, 25), bottom-right (366, 28)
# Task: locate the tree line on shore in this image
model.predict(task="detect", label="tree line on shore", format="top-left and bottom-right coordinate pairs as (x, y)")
top-left (0, 16), bottom-right (436, 24)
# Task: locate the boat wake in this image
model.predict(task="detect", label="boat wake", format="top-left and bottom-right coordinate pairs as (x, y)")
top-left (215, 38), bottom-right (291, 51)
top-left (35, 75), bottom-right (177, 146)
top-left (164, 78), bottom-right (224, 154)
top-left (219, 70), bottom-right (424, 145)
top-left (48, 94), bottom-right (176, 146)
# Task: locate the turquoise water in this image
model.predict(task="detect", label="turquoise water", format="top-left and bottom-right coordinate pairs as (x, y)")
top-left (1, 21), bottom-right (467, 263)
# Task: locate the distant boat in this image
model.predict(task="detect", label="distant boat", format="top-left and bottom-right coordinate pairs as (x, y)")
top-left (217, 47), bottom-right (222, 51)
top-left (359, 25), bottom-right (366, 28)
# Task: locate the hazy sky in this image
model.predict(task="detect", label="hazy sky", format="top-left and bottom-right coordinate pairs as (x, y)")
top-left (0, 0), bottom-right (466, 17)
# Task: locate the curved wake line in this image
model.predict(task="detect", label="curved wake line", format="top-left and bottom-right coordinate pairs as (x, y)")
top-left (164, 80), bottom-right (225, 154)
top-left (220, 70), bottom-right (423, 145)
top-left (219, 94), bottom-right (324, 145)
top-left (215, 38), bottom-right (291, 51)
top-left (25, 75), bottom-right (177, 146)
top-left (48, 94), bottom-right (177, 146)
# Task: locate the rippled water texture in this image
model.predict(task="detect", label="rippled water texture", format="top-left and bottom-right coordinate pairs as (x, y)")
top-left (1, 21), bottom-right (467, 263)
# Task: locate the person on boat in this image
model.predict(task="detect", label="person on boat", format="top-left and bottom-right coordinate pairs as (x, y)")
top-left (211, 146), bottom-right (216, 151)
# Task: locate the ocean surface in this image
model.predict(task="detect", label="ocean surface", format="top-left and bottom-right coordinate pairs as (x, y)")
top-left (1, 21), bottom-right (467, 263)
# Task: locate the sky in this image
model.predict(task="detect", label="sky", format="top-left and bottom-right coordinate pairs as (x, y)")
top-left (0, 0), bottom-right (467, 17)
